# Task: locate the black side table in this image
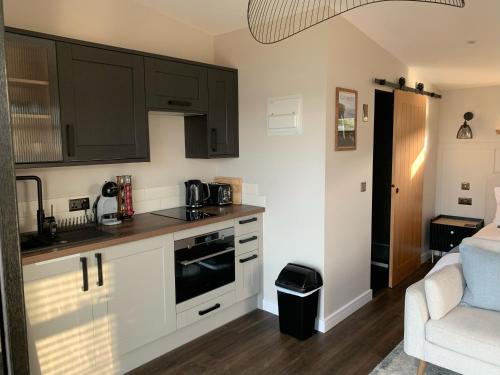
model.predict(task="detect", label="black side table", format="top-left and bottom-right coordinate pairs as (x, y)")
top-left (429, 215), bottom-right (484, 262)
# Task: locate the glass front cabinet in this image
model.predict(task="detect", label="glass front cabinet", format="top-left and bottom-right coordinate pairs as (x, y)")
top-left (5, 32), bottom-right (63, 165)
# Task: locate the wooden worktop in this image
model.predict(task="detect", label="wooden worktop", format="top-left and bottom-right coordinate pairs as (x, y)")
top-left (22, 205), bottom-right (265, 266)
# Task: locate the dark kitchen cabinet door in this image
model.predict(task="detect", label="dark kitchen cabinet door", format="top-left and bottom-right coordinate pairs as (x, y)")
top-left (185, 69), bottom-right (239, 158)
top-left (57, 43), bottom-right (149, 163)
top-left (5, 32), bottom-right (63, 165)
top-left (145, 58), bottom-right (208, 113)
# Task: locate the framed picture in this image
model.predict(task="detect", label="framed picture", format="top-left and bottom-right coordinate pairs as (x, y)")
top-left (335, 87), bottom-right (358, 151)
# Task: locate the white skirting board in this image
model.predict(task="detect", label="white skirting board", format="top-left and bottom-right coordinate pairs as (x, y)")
top-left (421, 250), bottom-right (432, 264)
top-left (261, 289), bottom-right (373, 333)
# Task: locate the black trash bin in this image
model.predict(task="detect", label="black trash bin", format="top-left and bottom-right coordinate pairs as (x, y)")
top-left (275, 263), bottom-right (323, 340)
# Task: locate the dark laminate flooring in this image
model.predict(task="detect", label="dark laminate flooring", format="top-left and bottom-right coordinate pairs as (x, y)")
top-left (130, 262), bottom-right (433, 375)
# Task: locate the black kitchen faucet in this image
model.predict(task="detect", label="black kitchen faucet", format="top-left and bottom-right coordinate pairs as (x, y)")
top-left (15, 176), bottom-right (55, 236)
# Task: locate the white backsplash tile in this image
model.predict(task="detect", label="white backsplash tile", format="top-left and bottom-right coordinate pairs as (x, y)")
top-left (17, 184), bottom-right (182, 233)
top-left (17, 182), bottom-right (265, 233)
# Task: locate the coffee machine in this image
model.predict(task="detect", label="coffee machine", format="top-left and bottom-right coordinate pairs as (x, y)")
top-left (94, 181), bottom-right (122, 226)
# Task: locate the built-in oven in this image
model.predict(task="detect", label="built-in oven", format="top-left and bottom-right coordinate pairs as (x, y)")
top-left (174, 227), bottom-right (235, 304)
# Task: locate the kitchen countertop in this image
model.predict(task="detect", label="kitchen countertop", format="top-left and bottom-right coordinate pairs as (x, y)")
top-left (22, 205), bottom-right (265, 266)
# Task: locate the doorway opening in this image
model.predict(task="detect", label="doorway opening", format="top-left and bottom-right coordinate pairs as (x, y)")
top-left (370, 90), bottom-right (394, 293)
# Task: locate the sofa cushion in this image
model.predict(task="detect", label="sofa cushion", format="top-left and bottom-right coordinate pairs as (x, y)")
top-left (460, 244), bottom-right (500, 312)
top-left (426, 306), bottom-right (500, 366)
top-left (424, 264), bottom-right (464, 320)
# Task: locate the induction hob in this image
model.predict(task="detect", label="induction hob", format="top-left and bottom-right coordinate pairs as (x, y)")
top-left (150, 207), bottom-right (217, 221)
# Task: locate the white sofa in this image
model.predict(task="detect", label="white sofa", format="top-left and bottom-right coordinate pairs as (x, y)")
top-left (404, 266), bottom-right (500, 375)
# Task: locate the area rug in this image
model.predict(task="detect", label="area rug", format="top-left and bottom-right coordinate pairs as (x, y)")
top-left (370, 342), bottom-right (458, 374)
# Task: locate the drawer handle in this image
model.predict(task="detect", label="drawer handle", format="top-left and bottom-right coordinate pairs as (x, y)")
top-left (211, 128), bottom-right (217, 152)
top-left (95, 253), bottom-right (104, 287)
top-left (66, 124), bottom-right (75, 157)
top-left (198, 303), bottom-right (221, 316)
top-left (240, 254), bottom-right (258, 263)
top-left (450, 231), bottom-right (454, 235)
top-left (239, 236), bottom-right (258, 244)
top-left (80, 257), bottom-right (88, 292)
top-left (168, 100), bottom-right (192, 107)
top-left (239, 217), bottom-right (257, 225)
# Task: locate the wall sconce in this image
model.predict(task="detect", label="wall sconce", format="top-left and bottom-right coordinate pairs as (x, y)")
top-left (456, 112), bottom-right (474, 139)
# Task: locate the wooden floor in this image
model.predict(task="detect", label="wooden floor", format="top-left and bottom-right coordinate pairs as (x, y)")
top-left (130, 262), bottom-right (433, 375)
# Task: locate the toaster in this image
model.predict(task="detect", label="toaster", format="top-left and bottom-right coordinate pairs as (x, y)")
top-left (207, 183), bottom-right (232, 206)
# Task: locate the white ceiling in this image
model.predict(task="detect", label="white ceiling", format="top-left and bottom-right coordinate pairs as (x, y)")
top-left (134, 0), bottom-right (248, 36)
top-left (135, 0), bottom-right (500, 90)
top-left (343, 0), bottom-right (500, 90)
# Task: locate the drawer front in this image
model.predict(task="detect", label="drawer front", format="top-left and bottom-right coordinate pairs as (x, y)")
top-left (235, 232), bottom-right (259, 256)
top-left (145, 58), bottom-right (208, 113)
top-left (177, 291), bottom-right (236, 329)
top-left (430, 224), bottom-right (478, 252)
top-left (236, 250), bottom-right (260, 301)
top-left (235, 215), bottom-right (260, 237)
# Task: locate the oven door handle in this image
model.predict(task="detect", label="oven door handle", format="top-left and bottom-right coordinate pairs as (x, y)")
top-left (179, 247), bottom-right (235, 266)
top-left (187, 235), bottom-right (226, 249)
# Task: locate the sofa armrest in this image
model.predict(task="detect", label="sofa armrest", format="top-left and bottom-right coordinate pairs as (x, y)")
top-left (404, 279), bottom-right (429, 360)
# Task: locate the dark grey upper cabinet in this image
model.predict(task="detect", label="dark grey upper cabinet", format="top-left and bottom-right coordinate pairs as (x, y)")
top-left (5, 32), bottom-right (63, 166)
top-left (145, 58), bottom-right (208, 113)
top-left (185, 69), bottom-right (239, 158)
top-left (57, 43), bottom-right (149, 163)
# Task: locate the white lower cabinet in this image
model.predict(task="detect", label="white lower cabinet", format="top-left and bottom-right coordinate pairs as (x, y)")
top-left (23, 234), bottom-right (175, 375)
top-left (91, 235), bottom-right (176, 371)
top-left (23, 254), bottom-right (96, 375)
top-left (23, 214), bottom-right (263, 375)
top-left (236, 250), bottom-right (260, 300)
top-left (176, 291), bottom-right (236, 329)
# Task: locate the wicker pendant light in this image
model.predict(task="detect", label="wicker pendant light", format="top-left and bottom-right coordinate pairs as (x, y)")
top-left (247, 0), bottom-right (465, 44)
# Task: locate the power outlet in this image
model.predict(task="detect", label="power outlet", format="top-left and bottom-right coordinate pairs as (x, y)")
top-left (69, 197), bottom-right (90, 212)
top-left (458, 197), bottom-right (472, 206)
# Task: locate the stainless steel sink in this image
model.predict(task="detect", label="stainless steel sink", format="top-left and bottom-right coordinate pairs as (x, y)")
top-left (20, 227), bottom-right (112, 253)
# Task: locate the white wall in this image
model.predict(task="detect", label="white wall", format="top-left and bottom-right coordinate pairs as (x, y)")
top-left (5, 0), bottom-right (219, 231)
top-left (323, 19), bottom-right (409, 324)
top-left (4, 0), bottom-right (214, 63)
top-left (436, 85), bottom-right (500, 220)
top-left (214, 18), bottom-right (440, 328)
top-left (16, 114), bottom-right (219, 231)
top-left (213, 23), bottom-right (329, 319)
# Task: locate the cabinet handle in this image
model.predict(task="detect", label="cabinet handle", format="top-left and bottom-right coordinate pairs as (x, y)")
top-left (66, 124), bottom-right (75, 157)
top-left (95, 253), bottom-right (103, 287)
top-left (80, 257), bottom-right (88, 292)
top-left (211, 128), bottom-right (217, 152)
top-left (450, 230), bottom-right (454, 235)
top-left (198, 303), bottom-right (221, 316)
top-left (239, 236), bottom-right (258, 244)
top-left (168, 100), bottom-right (192, 107)
top-left (239, 254), bottom-right (258, 263)
top-left (239, 217), bottom-right (257, 225)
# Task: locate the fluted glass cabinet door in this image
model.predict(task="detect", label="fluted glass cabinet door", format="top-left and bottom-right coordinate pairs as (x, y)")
top-left (5, 33), bottom-right (63, 164)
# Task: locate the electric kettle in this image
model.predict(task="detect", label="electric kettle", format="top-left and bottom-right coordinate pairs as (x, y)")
top-left (184, 180), bottom-right (210, 208)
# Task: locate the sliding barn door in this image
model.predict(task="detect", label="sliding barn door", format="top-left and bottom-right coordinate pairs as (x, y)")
top-left (389, 90), bottom-right (427, 287)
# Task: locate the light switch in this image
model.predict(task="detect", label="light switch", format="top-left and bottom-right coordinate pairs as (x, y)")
top-left (461, 182), bottom-right (470, 190)
top-left (458, 197), bottom-right (472, 205)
